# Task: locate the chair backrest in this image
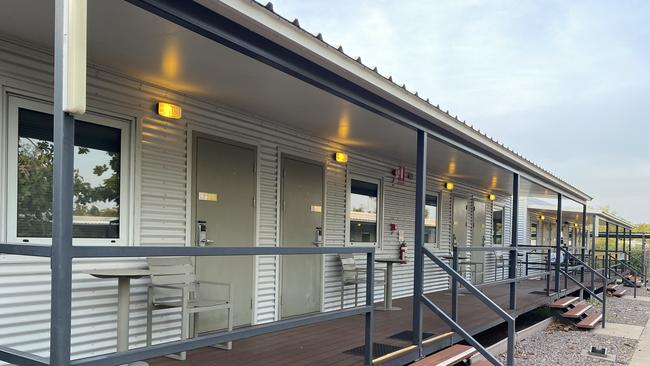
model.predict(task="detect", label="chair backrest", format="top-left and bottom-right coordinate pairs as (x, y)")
top-left (147, 257), bottom-right (197, 301)
top-left (340, 254), bottom-right (358, 282)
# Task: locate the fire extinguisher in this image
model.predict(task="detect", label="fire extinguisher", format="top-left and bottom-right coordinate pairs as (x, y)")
top-left (399, 242), bottom-right (407, 264)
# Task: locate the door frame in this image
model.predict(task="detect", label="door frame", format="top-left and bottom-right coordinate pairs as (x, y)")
top-left (277, 151), bottom-right (326, 319)
top-left (188, 128), bottom-right (260, 326)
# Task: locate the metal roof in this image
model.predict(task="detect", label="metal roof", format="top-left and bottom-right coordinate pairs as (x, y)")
top-left (204, 0), bottom-right (593, 201)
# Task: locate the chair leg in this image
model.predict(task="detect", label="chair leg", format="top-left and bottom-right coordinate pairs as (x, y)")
top-left (340, 282), bottom-right (345, 309)
top-left (211, 306), bottom-right (233, 350)
top-left (354, 283), bottom-right (358, 307)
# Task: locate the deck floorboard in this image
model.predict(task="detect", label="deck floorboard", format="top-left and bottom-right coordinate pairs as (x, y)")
top-left (146, 274), bottom-right (598, 366)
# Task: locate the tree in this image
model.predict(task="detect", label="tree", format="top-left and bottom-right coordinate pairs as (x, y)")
top-left (17, 137), bottom-right (120, 237)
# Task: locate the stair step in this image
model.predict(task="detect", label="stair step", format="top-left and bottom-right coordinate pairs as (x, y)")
top-left (613, 289), bottom-right (626, 297)
top-left (471, 361), bottom-right (492, 366)
top-left (577, 312), bottom-right (603, 329)
top-left (562, 303), bottom-right (593, 318)
top-left (607, 284), bottom-right (618, 291)
top-left (550, 296), bottom-right (580, 309)
top-left (412, 345), bottom-right (477, 366)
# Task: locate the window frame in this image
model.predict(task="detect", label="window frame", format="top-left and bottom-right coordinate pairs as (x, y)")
top-left (491, 203), bottom-right (505, 246)
top-left (424, 192), bottom-right (440, 247)
top-left (346, 174), bottom-right (383, 248)
top-left (6, 96), bottom-right (131, 246)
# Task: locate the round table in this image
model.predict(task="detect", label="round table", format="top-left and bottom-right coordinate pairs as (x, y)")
top-left (86, 269), bottom-right (151, 366)
top-left (374, 258), bottom-right (404, 311)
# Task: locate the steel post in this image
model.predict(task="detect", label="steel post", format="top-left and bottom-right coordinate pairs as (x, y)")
top-left (50, 1), bottom-right (76, 364)
top-left (509, 173), bottom-right (519, 310)
top-left (452, 246), bottom-right (459, 321)
top-left (364, 251), bottom-right (374, 365)
top-left (555, 193), bottom-right (562, 293)
top-left (546, 249), bottom-right (551, 296)
top-left (412, 129), bottom-right (427, 354)
top-left (605, 223), bottom-right (609, 279)
top-left (580, 205), bottom-right (586, 283)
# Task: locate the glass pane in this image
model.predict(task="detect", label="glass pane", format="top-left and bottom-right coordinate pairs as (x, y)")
top-left (424, 195), bottom-right (437, 244)
top-left (350, 179), bottom-right (377, 243)
top-left (453, 196), bottom-right (467, 245)
top-left (17, 108), bottom-right (121, 239)
top-left (492, 206), bottom-right (503, 245)
top-left (531, 223), bottom-right (538, 245)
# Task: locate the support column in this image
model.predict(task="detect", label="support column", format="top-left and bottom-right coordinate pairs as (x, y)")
top-left (50, 1), bottom-right (75, 364)
top-left (555, 193), bottom-right (562, 292)
top-left (615, 226), bottom-right (619, 261)
top-left (412, 129), bottom-right (427, 353)
top-left (509, 174), bottom-right (519, 310)
top-left (605, 223), bottom-right (610, 278)
top-left (581, 204), bottom-right (587, 282)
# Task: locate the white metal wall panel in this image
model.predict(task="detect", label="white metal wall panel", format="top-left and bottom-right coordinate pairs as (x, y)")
top-left (0, 37), bottom-right (521, 361)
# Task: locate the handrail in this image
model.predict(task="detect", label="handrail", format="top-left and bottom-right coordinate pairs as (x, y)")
top-left (452, 245), bottom-right (516, 253)
top-left (608, 254), bottom-right (642, 278)
top-left (424, 247), bottom-right (514, 366)
top-left (607, 255), bottom-right (638, 298)
top-left (0, 244), bottom-right (377, 366)
top-left (559, 248), bottom-right (607, 328)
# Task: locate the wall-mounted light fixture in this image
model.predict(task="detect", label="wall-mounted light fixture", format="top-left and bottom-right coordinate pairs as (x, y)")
top-left (488, 194), bottom-right (496, 201)
top-left (157, 102), bottom-right (182, 119)
top-left (540, 215), bottom-right (545, 221)
top-left (333, 152), bottom-right (348, 163)
top-left (445, 182), bottom-right (454, 191)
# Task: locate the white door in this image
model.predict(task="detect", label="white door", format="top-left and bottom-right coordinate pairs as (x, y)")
top-left (472, 200), bottom-right (486, 283)
top-left (194, 136), bottom-right (256, 331)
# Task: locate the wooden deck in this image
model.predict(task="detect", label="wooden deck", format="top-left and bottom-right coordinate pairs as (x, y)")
top-left (147, 275), bottom-right (598, 366)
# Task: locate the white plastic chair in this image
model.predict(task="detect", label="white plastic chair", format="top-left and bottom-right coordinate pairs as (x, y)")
top-left (339, 254), bottom-right (385, 308)
top-left (145, 257), bottom-right (232, 360)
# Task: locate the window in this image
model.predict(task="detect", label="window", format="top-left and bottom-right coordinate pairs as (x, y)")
top-left (7, 97), bottom-right (130, 244)
top-left (492, 205), bottom-right (504, 245)
top-left (424, 195), bottom-right (438, 245)
top-left (531, 223), bottom-right (538, 245)
top-left (349, 178), bottom-right (380, 245)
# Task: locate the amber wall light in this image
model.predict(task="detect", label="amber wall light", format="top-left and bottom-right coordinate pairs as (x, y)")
top-left (157, 102), bottom-right (182, 119)
top-left (334, 152), bottom-right (349, 163)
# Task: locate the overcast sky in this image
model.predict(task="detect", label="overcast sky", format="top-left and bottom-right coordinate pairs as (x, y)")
top-left (270, 0), bottom-right (650, 223)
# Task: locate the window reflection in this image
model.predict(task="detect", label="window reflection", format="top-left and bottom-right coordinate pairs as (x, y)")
top-left (350, 179), bottom-right (377, 243)
top-left (17, 108), bottom-right (121, 239)
top-left (424, 195), bottom-right (438, 244)
top-left (493, 206), bottom-right (504, 245)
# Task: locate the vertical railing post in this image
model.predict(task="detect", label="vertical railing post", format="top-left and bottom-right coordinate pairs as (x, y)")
top-left (564, 249), bottom-right (569, 291)
top-left (591, 215), bottom-right (597, 291)
top-left (602, 269), bottom-right (607, 328)
top-left (555, 193), bottom-right (562, 293)
top-left (546, 249), bottom-right (551, 296)
top-left (580, 205), bottom-right (586, 283)
top-left (412, 129), bottom-right (427, 355)
top-left (615, 225), bottom-right (619, 265)
top-left (364, 251), bottom-right (374, 365)
top-left (605, 222), bottom-right (610, 279)
top-left (452, 246), bottom-right (459, 322)
top-left (50, 1), bottom-right (78, 365)
top-left (509, 174), bottom-right (519, 310)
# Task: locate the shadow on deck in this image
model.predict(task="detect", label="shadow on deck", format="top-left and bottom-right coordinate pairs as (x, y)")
top-left (147, 275), bottom-right (600, 366)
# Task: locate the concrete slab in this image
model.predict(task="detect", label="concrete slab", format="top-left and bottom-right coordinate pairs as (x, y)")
top-left (627, 296), bottom-right (650, 302)
top-left (593, 322), bottom-right (644, 340)
top-left (630, 317), bottom-right (650, 366)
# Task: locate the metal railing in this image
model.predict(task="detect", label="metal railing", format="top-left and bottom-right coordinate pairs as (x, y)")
top-left (422, 247), bottom-right (516, 366)
top-left (559, 248), bottom-right (607, 328)
top-left (607, 254), bottom-right (639, 298)
top-left (0, 243), bottom-right (376, 366)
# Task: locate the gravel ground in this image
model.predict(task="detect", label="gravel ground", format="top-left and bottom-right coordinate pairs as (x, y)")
top-left (605, 295), bottom-right (650, 325)
top-left (496, 322), bottom-right (638, 365)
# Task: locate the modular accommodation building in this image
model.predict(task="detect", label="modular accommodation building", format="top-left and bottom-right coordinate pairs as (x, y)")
top-left (0, 1), bottom-right (633, 365)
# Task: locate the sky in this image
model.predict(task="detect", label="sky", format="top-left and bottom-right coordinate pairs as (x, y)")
top-left (269, 0), bottom-right (650, 224)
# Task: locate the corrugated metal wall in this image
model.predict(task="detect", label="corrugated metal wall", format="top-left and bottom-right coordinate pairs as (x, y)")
top-left (0, 37), bottom-right (518, 361)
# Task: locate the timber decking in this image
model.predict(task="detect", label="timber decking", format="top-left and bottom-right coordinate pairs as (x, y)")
top-left (147, 276), bottom-right (598, 366)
